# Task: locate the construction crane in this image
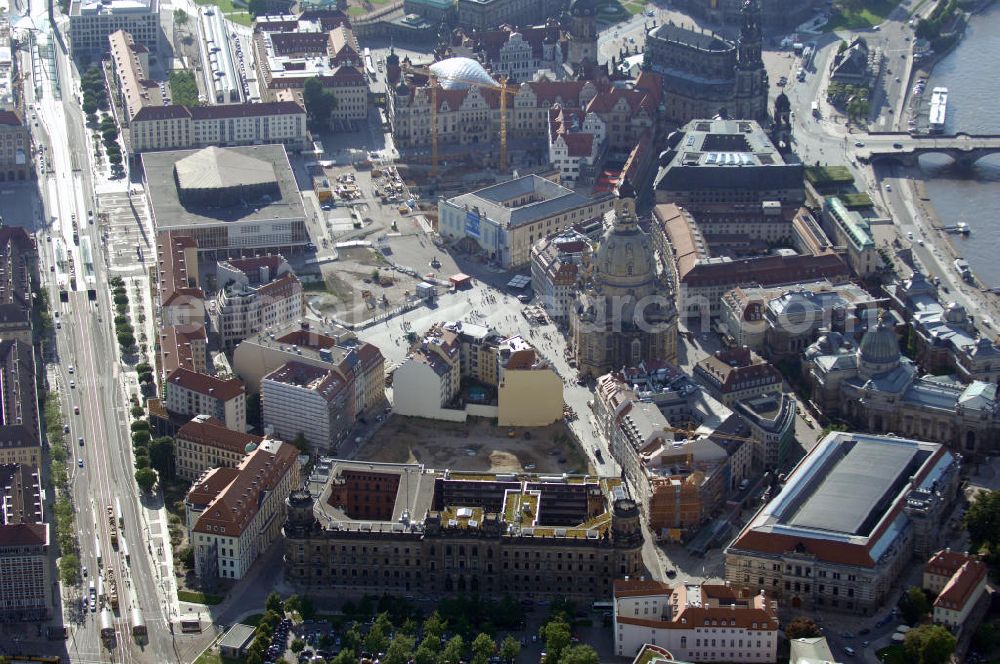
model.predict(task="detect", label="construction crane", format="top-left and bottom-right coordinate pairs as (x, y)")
top-left (425, 72), bottom-right (517, 175)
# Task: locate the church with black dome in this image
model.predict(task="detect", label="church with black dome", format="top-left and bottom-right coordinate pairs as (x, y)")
top-left (804, 312), bottom-right (1000, 457)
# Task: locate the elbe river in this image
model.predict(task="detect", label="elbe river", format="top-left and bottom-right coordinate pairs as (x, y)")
top-left (921, 1), bottom-right (1000, 288)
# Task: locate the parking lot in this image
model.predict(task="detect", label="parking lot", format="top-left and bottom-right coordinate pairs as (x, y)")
top-left (355, 415), bottom-right (590, 475)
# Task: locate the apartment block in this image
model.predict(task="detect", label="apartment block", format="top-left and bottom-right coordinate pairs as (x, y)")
top-left (923, 549), bottom-right (988, 635)
top-left (613, 579), bottom-right (779, 662)
top-left (0, 226), bottom-right (36, 344)
top-left (262, 361), bottom-right (353, 452)
top-left (210, 255), bottom-right (304, 349)
top-left (0, 464), bottom-right (51, 622)
top-left (174, 414), bottom-right (265, 482)
top-left (186, 439), bottom-right (299, 581)
top-left (0, 341), bottom-right (40, 468)
top-left (392, 321), bottom-right (563, 426)
top-left (0, 112), bottom-right (32, 182)
top-left (129, 102), bottom-right (307, 155)
top-left (164, 368), bottom-right (247, 433)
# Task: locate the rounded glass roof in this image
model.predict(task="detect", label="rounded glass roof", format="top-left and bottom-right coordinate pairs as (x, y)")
top-left (429, 57), bottom-right (498, 90)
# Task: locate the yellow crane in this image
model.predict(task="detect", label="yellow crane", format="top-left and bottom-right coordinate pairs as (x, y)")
top-left (425, 72), bottom-right (517, 175)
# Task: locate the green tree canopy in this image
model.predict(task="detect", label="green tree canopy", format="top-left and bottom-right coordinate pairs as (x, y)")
top-left (330, 649), bottom-right (355, 664)
top-left (785, 616), bottom-right (822, 639)
top-left (558, 645), bottom-right (600, 664)
top-left (149, 437), bottom-right (175, 480)
top-left (471, 632), bottom-right (496, 664)
top-left (899, 586), bottom-right (932, 625)
top-left (303, 77), bottom-right (338, 128)
top-left (266, 591), bottom-right (284, 614)
top-left (134, 467), bottom-right (157, 492)
top-left (441, 635), bottom-right (466, 664)
top-left (500, 635), bottom-right (521, 663)
top-left (382, 633), bottom-right (416, 664)
top-left (59, 553), bottom-right (80, 585)
top-left (965, 489), bottom-right (1000, 551)
top-left (539, 617), bottom-right (571, 663)
top-left (903, 623), bottom-right (957, 664)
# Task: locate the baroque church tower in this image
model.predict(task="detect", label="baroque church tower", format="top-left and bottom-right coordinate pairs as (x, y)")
top-left (734, 0), bottom-right (769, 121)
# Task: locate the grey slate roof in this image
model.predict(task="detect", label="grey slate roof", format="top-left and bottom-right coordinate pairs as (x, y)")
top-left (446, 175), bottom-right (595, 229)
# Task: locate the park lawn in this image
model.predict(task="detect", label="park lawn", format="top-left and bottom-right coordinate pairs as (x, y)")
top-left (805, 165), bottom-right (855, 185)
top-left (621, 0), bottom-right (645, 15)
top-left (827, 0), bottom-right (899, 30)
top-left (193, 651), bottom-right (242, 664)
top-left (177, 589), bottom-right (224, 605)
top-left (224, 11), bottom-right (253, 26)
top-left (193, 0), bottom-right (241, 11)
top-left (347, 5), bottom-right (367, 16)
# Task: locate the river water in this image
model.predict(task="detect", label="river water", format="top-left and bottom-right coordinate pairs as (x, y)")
top-left (921, 2), bottom-right (1000, 287)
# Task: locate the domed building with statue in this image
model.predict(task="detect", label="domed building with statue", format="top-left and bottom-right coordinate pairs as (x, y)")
top-left (804, 312), bottom-right (1000, 456)
top-left (570, 179), bottom-right (678, 377)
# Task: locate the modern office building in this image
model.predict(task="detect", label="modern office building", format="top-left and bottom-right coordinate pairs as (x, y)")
top-left (725, 432), bottom-right (961, 615)
top-left (0, 464), bottom-right (51, 622)
top-left (613, 579), bottom-right (779, 662)
top-left (261, 361), bottom-right (353, 452)
top-left (173, 414), bottom-right (266, 482)
top-left (821, 197), bottom-right (881, 276)
top-left (210, 255), bottom-right (304, 350)
top-left (438, 174), bottom-right (611, 269)
top-left (284, 462), bottom-right (644, 598)
top-left (164, 368), bottom-right (247, 433)
top-left (186, 439), bottom-right (299, 581)
top-left (143, 145), bottom-right (308, 254)
top-left (69, 0), bottom-right (160, 54)
top-left (233, 321), bottom-right (384, 411)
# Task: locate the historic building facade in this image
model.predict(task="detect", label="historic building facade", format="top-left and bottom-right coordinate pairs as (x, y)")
top-left (643, 0), bottom-right (768, 124)
top-left (570, 180), bottom-right (677, 377)
top-left (283, 465), bottom-right (644, 599)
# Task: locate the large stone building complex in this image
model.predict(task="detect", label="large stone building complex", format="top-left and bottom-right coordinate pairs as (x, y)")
top-left (672, 0), bottom-right (813, 33)
top-left (0, 226), bottom-right (36, 345)
top-left (128, 103), bottom-right (307, 156)
top-left (725, 432), bottom-right (960, 615)
top-left (438, 174), bottom-right (611, 268)
top-left (643, 0), bottom-right (768, 124)
top-left (571, 181), bottom-right (677, 377)
top-left (143, 145), bottom-right (308, 254)
top-left (0, 464), bottom-right (50, 622)
top-left (593, 361), bottom-right (753, 541)
top-left (804, 313), bottom-right (1000, 457)
top-left (284, 462), bottom-right (644, 599)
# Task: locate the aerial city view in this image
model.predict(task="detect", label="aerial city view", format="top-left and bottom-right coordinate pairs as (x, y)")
top-left (2, 0), bottom-right (1000, 660)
